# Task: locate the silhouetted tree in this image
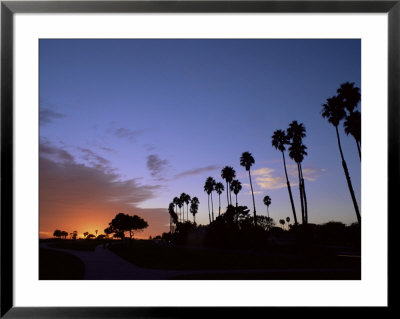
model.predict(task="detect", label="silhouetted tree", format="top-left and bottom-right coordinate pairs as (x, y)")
top-left (240, 152), bottom-right (257, 226)
top-left (286, 217), bottom-right (290, 230)
top-left (53, 229), bottom-right (62, 239)
top-left (272, 129), bottom-right (298, 226)
top-left (83, 232), bottom-right (89, 239)
top-left (287, 121), bottom-right (308, 224)
top-left (180, 193), bottom-right (187, 222)
top-left (183, 193), bottom-right (191, 221)
top-left (338, 82), bottom-right (361, 160)
top-left (104, 227), bottom-right (113, 239)
top-left (168, 202), bottom-right (175, 234)
top-left (204, 177), bottom-right (216, 222)
top-left (263, 195), bottom-right (271, 219)
top-left (190, 197), bottom-right (200, 224)
top-left (173, 196), bottom-right (180, 221)
top-left (215, 182), bottom-right (224, 217)
top-left (322, 95), bottom-right (361, 224)
top-left (95, 230), bottom-right (98, 237)
top-left (177, 196), bottom-right (184, 222)
top-left (344, 110), bottom-right (361, 160)
top-left (60, 231), bottom-right (68, 240)
top-left (230, 179), bottom-right (242, 208)
top-left (108, 212), bottom-right (149, 240)
top-left (72, 230), bottom-right (78, 240)
top-left (256, 216), bottom-right (275, 231)
top-left (221, 166), bottom-right (236, 206)
top-left (279, 219), bottom-right (285, 230)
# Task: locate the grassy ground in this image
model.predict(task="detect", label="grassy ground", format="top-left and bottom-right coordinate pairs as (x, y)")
top-left (109, 240), bottom-right (361, 272)
top-left (39, 248), bottom-right (85, 280)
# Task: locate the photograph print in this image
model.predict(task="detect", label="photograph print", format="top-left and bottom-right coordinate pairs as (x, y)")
top-left (39, 39), bottom-right (361, 280)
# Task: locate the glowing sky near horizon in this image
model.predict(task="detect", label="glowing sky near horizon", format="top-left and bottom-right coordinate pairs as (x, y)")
top-left (39, 39), bottom-right (361, 239)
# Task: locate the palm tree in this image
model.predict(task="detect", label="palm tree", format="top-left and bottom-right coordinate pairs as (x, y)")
top-left (322, 95), bottom-right (361, 224)
top-left (204, 177), bottom-right (215, 223)
top-left (221, 166), bottom-right (236, 206)
top-left (230, 179), bottom-right (242, 207)
top-left (240, 152), bottom-right (257, 226)
top-left (337, 82), bottom-right (360, 114)
top-left (180, 193), bottom-right (188, 222)
top-left (279, 219), bottom-right (285, 230)
top-left (344, 110), bottom-right (361, 160)
top-left (173, 196), bottom-right (180, 221)
top-left (286, 217), bottom-right (290, 230)
top-left (178, 195), bottom-right (184, 222)
top-left (183, 193), bottom-right (191, 221)
top-left (214, 182), bottom-right (224, 217)
top-left (190, 197), bottom-right (200, 224)
top-left (205, 177), bottom-right (216, 222)
top-left (168, 202), bottom-right (175, 233)
top-left (263, 195), bottom-right (271, 219)
top-left (272, 129), bottom-right (298, 226)
top-left (338, 82), bottom-right (361, 160)
top-left (287, 121), bottom-right (308, 224)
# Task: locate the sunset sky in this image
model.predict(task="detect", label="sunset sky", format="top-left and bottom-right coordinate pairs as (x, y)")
top-left (39, 39), bottom-right (361, 239)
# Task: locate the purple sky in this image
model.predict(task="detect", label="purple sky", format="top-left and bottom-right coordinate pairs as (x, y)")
top-left (39, 39), bottom-right (361, 238)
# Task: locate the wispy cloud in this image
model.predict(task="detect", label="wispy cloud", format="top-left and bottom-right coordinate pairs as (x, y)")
top-left (78, 147), bottom-right (112, 171)
top-left (252, 165), bottom-right (325, 190)
top-left (252, 167), bottom-right (287, 190)
top-left (147, 154), bottom-right (169, 181)
top-left (174, 165), bottom-right (221, 179)
top-left (112, 127), bottom-right (143, 142)
top-left (40, 109), bottom-right (66, 125)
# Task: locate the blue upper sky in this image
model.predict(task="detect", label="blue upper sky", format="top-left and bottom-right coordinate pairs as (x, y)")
top-left (39, 39), bottom-right (361, 237)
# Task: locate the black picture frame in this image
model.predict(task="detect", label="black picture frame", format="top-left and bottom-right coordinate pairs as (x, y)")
top-left (1, 0), bottom-right (395, 317)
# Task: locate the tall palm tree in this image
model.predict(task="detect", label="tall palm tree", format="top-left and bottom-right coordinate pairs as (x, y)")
top-left (190, 197), bottom-right (200, 224)
top-left (204, 177), bottom-right (215, 223)
top-left (287, 121), bottom-right (308, 224)
top-left (272, 129), bottom-right (298, 226)
top-left (230, 179), bottom-right (242, 207)
top-left (263, 195), bottom-right (271, 219)
top-left (180, 193), bottom-right (188, 222)
top-left (184, 193), bottom-right (191, 221)
top-left (214, 182), bottom-right (224, 217)
top-left (337, 82), bottom-right (360, 114)
top-left (207, 177), bottom-right (216, 221)
top-left (240, 152), bottom-right (257, 226)
top-left (344, 110), bottom-right (361, 160)
top-left (178, 195), bottom-right (184, 222)
top-left (221, 166), bottom-right (236, 206)
top-left (338, 82), bottom-right (361, 160)
top-left (168, 202), bottom-right (175, 233)
top-left (322, 95), bottom-right (361, 224)
top-left (173, 196), bottom-right (180, 221)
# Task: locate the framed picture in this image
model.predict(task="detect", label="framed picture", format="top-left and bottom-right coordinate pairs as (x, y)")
top-left (1, 0), bottom-right (395, 317)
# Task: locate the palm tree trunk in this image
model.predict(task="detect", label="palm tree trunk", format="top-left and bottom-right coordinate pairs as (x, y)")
top-left (267, 206), bottom-right (270, 219)
top-left (248, 169), bottom-right (257, 226)
top-left (297, 163), bottom-right (305, 224)
top-left (235, 194), bottom-right (238, 208)
top-left (207, 194), bottom-right (211, 224)
top-left (218, 194), bottom-right (221, 217)
top-left (226, 182), bottom-right (230, 206)
top-left (187, 204), bottom-right (189, 221)
top-left (335, 126), bottom-right (361, 224)
top-left (300, 163), bottom-right (308, 224)
top-left (229, 183), bottom-right (232, 205)
top-left (282, 152), bottom-right (298, 226)
top-left (211, 192), bottom-right (214, 222)
top-left (356, 140), bottom-right (361, 160)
